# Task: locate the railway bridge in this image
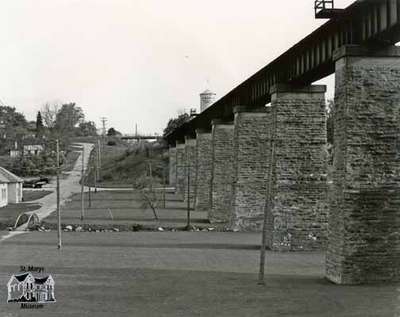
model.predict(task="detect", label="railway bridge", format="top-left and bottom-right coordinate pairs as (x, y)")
top-left (166, 0), bottom-right (400, 284)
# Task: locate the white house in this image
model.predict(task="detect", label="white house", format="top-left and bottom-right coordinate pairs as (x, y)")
top-left (0, 173), bottom-right (9, 208)
top-left (23, 144), bottom-right (44, 156)
top-left (0, 167), bottom-right (23, 203)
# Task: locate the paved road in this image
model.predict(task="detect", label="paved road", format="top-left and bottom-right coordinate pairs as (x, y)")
top-left (0, 143), bottom-right (93, 241)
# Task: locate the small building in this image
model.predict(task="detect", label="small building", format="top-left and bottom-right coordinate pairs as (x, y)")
top-left (0, 173), bottom-right (8, 208)
top-left (9, 149), bottom-right (21, 158)
top-left (8, 138), bottom-right (45, 157)
top-left (23, 144), bottom-right (44, 156)
top-left (0, 167), bottom-right (23, 203)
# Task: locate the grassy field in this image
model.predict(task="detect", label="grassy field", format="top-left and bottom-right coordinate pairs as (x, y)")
top-left (0, 202), bottom-right (41, 229)
top-left (43, 190), bottom-right (210, 230)
top-left (23, 189), bottom-right (53, 201)
top-left (0, 231), bottom-right (398, 317)
top-left (84, 140), bottom-right (168, 188)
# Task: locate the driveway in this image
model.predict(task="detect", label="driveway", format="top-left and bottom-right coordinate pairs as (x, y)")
top-left (0, 143), bottom-right (93, 241)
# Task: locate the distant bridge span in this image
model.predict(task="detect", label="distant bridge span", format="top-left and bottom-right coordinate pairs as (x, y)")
top-left (167, 0), bottom-right (400, 143)
top-left (121, 134), bottom-right (162, 141)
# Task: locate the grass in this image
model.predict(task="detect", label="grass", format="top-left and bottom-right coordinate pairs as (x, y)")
top-left (23, 190), bottom-right (53, 202)
top-left (61, 149), bottom-right (80, 172)
top-left (43, 190), bottom-right (210, 230)
top-left (0, 202), bottom-right (41, 229)
top-left (0, 232), bottom-right (399, 317)
top-left (84, 140), bottom-right (168, 188)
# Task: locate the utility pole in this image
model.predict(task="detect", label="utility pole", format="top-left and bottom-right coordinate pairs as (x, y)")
top-left (162, 167), bottom-right (166, 209)
top-left (88, 182), bottom-right (92, 208)
top-left (258, 135), bottom-right (276, 285)
top-left (80, 147), bottom-right (85, 221)
top-left (100, 117), bottom-right (107, 137)
top-left (56, 139), bottom-right (61, 250)
top-left (97, 139), bottom-right (101, 181)
top-left (94, 162), bottom-right (97, 193)
top-left (186, 164), bottom-right (191, 229)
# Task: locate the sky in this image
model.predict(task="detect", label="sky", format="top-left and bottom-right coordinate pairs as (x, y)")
top-left (0, 0), bottom-right (354, 135)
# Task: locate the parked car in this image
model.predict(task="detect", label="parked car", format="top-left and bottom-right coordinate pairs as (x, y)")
top-left (23, 178), bottom-right (46, 188)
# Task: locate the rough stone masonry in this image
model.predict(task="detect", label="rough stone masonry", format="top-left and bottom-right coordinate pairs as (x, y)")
top-left (267, 84), bottom-right (328, 251)
top-left (195, 129), bottom-right (213, 211)
top-left (184, 137), bottom-right (197, 207)
top-left (168, 146), bottom-right (177, 187)
top-left (231, 106), bottom-right (271, 231)
top-left (175, 141), bottom-right (186, 197)
top-left (326, 46), bottom-right (400, 284)
top-left (209, 120), bottom-right (235, 223)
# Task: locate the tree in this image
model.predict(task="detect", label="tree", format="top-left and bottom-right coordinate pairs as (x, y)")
top-left (133, 175), bottom-right (160, 221)
top-left (77, 121), bottom-right (97, 136)
top-left (36, 111), bottom-right (44, 136)
top-left (55, 103), bottom-right (84, 133)
top-left (107, 127), bottom-right (121, 136)
top-left (163, 112), bottom-right (190, 137)
top-left (41, 103), bottom-right (59, 129)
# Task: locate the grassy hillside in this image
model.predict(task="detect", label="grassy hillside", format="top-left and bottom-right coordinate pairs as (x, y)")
top-left (85, 140), bottom-right (168, 188)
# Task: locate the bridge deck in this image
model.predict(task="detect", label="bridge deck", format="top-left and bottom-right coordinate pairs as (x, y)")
top-left (168, 0), bottom-right (400, 142)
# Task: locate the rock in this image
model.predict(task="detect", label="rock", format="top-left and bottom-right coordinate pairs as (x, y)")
top-left (75, 226), bottom-right (83, 232)
top-left (157, 227), bottom-right (164, 232)
top-left (207, 227), bottom-right (215, 231)
top-left (201, 228), bottom-right (208, 232)
top-left (113, 228), bottom-right (120, 232)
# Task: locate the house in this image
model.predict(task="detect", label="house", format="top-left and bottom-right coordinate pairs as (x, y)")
top-left (23, 144), bottom-right (44, 156)
top-left (8, 138), bottom-right (45, 157)
top-left (0, 172), bottom-right (8, 208)
top-left (0, 167), bottom-right (23, 203)
top-left (7, 272), bottom-right (56, 303)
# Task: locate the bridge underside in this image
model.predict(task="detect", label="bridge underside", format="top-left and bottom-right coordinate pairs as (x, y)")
top-left (167, 0), bottom-right (400, 142)
top-left (166, 0), bottom-right (400, 285)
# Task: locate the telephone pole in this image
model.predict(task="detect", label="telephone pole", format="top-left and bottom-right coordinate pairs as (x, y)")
top-left (97, 139), bottom-right (101, 181)
top-left (56, 139), bottom-right (62, 250)
top-left (80, 147), bottom-right (85, 221)
top-left (100, 117), bottom-right (107, 137)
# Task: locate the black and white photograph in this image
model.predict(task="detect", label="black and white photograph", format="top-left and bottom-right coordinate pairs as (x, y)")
top-left (0, 0), bottom-right (400, 316)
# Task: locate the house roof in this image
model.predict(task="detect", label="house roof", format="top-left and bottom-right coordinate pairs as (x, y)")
top-left (0, 167), bottom-right (23, 183)
top-left (0, 172), bottom-right (9, 183)
top-left (34, 276), bottom-right (49, 284)
top-left (14, 272), bottom-right (30, 282)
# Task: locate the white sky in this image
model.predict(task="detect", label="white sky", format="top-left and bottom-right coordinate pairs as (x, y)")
top-left (0, 0), bottom-right (354, 134)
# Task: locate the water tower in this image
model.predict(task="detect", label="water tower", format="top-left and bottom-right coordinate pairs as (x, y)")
top-left (200, 89), bottom-right (216, 112)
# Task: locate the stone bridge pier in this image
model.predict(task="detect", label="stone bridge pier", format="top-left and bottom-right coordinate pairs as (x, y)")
top-left (168, 146), bottom-right (177, 187)
top-left (175, 140), bottom-right (186, 198)
top-left (195, 129), bottom-right (213, 211)
top-left (209, 120), bottom-right (235, 223)
top-left (326, 46), bottom-right (400, 284)
top-left (267, 84), bottom-right (328, 251)
top-left (230, 106), bottom-right (271, 231)
top-left (184, 137), bottom-right (197, 207)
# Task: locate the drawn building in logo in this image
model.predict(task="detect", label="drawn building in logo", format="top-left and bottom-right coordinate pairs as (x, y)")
top-left (7, 272), bottom-right (56, 303)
